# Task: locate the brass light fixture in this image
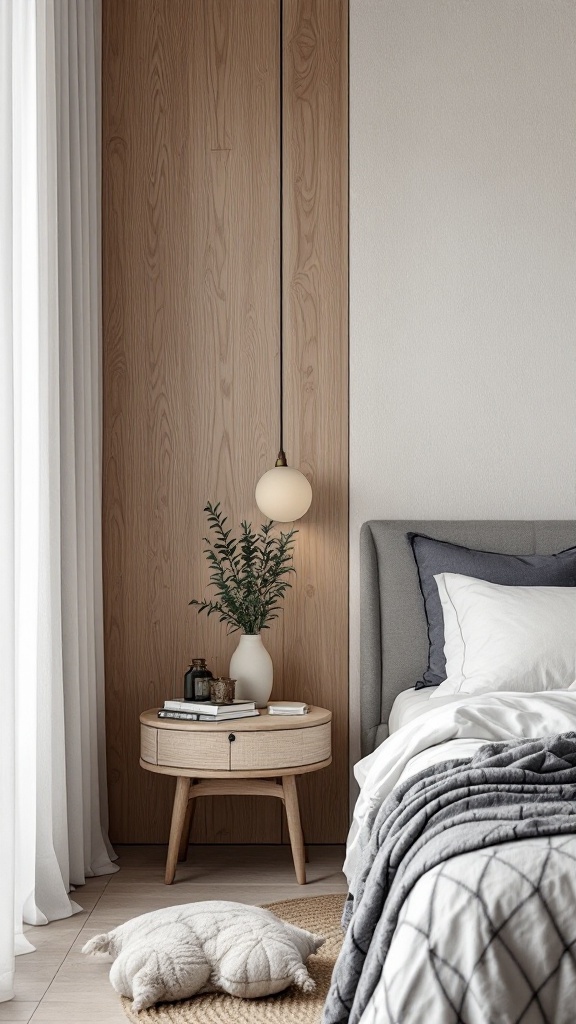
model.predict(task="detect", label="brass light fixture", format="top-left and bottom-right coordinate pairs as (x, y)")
top-left (255, 0), bottom-right (312, 524)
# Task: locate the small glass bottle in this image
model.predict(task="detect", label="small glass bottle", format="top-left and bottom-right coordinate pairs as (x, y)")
top-left (184, 658), bottom-right (213, 701)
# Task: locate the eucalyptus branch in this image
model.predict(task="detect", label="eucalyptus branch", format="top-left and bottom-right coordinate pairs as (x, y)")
top-left (190, 504), bottom-right (297, 635)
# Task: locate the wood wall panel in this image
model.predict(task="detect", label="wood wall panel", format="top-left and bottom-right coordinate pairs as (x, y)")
top-left (282, 0), bottom-right (349, 843)
top-left (102, 0), bottom-right (348, 844)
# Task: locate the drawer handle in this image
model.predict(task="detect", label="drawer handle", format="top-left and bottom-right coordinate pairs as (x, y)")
top-left (228, 733), bottom-right (236, 742)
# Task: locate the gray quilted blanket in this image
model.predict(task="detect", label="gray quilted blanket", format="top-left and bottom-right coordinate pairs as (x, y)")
top-left (323, 733), bottom-right (576, 1024)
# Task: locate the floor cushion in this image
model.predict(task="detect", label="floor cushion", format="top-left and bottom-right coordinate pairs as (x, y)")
top-left (82, 900), bottom-right (325, 1012)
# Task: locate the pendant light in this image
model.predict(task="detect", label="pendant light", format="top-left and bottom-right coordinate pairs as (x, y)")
top-left (255, 0), bottom-right (312, 524)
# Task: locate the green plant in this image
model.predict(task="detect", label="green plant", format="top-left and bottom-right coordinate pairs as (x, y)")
top-left (189, 502), bottom-right (297, 634)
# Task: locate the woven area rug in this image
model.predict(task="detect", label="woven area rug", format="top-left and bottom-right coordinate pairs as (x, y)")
top-left (120, 893), bottom-right (346, 1024)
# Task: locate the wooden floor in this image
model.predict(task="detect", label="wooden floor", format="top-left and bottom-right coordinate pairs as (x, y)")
top-left (5, 845), bottom-right (347, 1023)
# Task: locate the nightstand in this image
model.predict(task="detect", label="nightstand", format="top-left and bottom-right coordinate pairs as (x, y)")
top-left (139, 706), bottom-right (332, 885)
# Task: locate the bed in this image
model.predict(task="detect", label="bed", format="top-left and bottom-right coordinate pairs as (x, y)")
top-left (326, 520), bottom-right (576, 1024)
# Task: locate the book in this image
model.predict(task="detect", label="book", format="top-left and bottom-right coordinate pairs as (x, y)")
top-left (267, 701), bottom-right (309, 716)
top-left (158, 710), bottom-right (199, 720)
top-left (163, 698), bottom-right (256, 715)
top-left (158, 709), bottom-right (259, 722)
top-left (198, 709), bottom-right (258, 721)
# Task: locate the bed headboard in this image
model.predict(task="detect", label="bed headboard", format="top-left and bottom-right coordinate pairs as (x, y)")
top-left (360, 520), bottom-right (576, 756)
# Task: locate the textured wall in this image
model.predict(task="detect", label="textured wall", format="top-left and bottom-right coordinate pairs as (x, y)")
top-left (102, 0), bottom-right (348, 844)
top-left (350, 0), bottom-right (576, 766)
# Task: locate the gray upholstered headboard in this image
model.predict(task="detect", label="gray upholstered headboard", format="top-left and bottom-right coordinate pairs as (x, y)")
top-left (360, 520), bottom-right (576, 756)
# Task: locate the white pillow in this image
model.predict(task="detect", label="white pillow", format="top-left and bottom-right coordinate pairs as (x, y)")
top-left (82, 900), bottom-right (325, 1011)
top-left (432, 573), bottom-right (576, 696)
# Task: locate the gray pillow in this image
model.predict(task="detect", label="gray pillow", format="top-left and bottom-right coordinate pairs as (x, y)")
top-left (408, 532), bottom-right (576, 689)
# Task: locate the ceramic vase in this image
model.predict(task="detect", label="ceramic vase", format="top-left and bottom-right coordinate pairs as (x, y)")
top-left (229, 632), bottom-right (273, 708)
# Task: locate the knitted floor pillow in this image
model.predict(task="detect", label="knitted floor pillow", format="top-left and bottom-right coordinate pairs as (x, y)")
top-left (82, 900), bottom-right (325, 1012)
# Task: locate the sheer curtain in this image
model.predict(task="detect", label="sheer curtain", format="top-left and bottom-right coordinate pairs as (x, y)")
top-left (0, 0), bottom-right (116, 1004)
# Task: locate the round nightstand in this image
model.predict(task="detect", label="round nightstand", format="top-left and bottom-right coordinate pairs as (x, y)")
top-left (139, 706), bottom-right (332, 885)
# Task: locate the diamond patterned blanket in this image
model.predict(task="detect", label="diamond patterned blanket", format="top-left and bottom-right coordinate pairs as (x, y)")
top-left (324, 733), bottom-right (576, 1024)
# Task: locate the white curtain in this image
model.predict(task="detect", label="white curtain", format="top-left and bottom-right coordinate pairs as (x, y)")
top-left (0, 0), bottom-right (116, 1004)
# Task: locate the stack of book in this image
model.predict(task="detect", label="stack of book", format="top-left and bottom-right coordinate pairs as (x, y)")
top-left (158, 699), bottom-right (258, 722)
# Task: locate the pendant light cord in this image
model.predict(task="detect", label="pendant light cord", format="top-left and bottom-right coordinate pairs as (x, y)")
top-left (276, 0), bottom-right (287, 468)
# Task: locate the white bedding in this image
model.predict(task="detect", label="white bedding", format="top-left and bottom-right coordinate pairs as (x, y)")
top-left (434, 573), bottom-right (576, 695)
top-left (346, 687), bottom-right (576, 1024)
top-left (387, 685), bottom-right (456, 733)
top-left (359, 832), bottom-right (576, 1024)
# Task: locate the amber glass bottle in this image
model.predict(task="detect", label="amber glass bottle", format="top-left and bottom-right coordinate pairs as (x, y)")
top-left (183, 658), bottom-right (213, 701)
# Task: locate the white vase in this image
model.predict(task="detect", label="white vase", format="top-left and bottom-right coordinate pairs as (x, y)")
top-left (229, 633), bottom-right (273, 708)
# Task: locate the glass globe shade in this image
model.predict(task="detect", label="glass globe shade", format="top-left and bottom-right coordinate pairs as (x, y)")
top-left (255, 465), bottom-right (312, 522)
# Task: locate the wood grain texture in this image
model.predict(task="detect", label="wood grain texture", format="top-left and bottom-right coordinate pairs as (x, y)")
top-left (165, 777), bottom-right (191, 883)
top-left (140, 725), bottom-right (158, 765)
top-left (157, 729), bottom-right (231, 771)
top-left (139, 706), bottom-right (332, 731)
top-left (161, 776), bottom-right (311, 884)
top-left (140, 756), bottom-right (332, 780)
top-left (140, 707), bottom-right (331, 778)
top-left (177, 797), bottom-right (195, 861)
top-left (102, 0), bottom-right (348, 844)
top-left (231, 722), bottom-right (331, 770)
top-left (281, 0), bottom-right (349, 842)
top-left (282, 774), bottom-right (307, 883)
top-left (189, 780), bottom-right (285, 799)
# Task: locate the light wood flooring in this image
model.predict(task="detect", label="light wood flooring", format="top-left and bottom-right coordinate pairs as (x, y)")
top-left (5, 844), bottom-right (347, 1024)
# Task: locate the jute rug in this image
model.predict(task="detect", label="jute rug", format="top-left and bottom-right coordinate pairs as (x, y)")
top-left (121, 893), bottom-right (346, 1024)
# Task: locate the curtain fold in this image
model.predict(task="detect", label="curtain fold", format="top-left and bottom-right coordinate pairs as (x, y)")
top-left (0, 0), bottom-right (17, 998)
top-left (0, 0), bottom-right (116, 1005)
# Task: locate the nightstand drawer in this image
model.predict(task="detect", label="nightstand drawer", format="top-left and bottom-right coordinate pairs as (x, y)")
top-left (140, 724), bottom-right (158, 764)
top-left (157, 729), bottom-right (230, 771)
top-left (230, 722), bottom-right (331, 772)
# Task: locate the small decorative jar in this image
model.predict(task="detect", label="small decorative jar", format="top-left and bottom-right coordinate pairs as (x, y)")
top-left (184, 658), bottom-right (213, 701)
top-left (210, 677), bottom-right (236, 704)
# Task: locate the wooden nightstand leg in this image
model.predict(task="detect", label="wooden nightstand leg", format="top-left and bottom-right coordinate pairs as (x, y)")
top-left (282, 775), bottom-right (306, 885)
top-left (177, 789), bottom-right (196, 862)
top-left (165, 776), bottom-right (190, 884)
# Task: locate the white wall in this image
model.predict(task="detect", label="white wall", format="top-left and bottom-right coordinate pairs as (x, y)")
top-left (350, 0), bottom-right (576, 767)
